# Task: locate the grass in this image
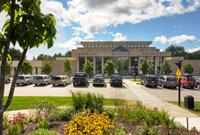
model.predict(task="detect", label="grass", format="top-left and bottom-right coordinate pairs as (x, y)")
top-left (170, 101), bottom-right (200, 116)
top-left (3, 96), bottom-right (117, 111)
top-left (130, 79), bottom-right (141, 82)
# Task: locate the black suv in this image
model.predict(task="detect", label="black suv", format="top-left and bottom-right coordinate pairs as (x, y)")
top-left (141, 75), bottom-right (158, 88)
top-left (73, 72), bottom-right (89, 87)
top-left (110, 75), bottom-right (122, 87)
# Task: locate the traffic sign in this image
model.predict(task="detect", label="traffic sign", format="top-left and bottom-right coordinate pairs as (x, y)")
top-left (176, 68), bottom-right (181, 80)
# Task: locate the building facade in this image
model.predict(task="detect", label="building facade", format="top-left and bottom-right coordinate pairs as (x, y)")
top-left (71, 41), bottom-right (171, 75)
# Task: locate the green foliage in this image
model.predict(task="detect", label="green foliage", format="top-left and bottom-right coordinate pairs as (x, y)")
top-left (71, 91), bottom-right (104, 113)
top-left (20, 61), bottom-right (33, 74)
top-left (49, 108), bottom-right (75, 121)
top-left (104, 60), bottom-right (115, 76)
top-left (3, 113), bottom-right (9, 129)
top-left (65, 50), bottom-right (72, 57)
top-left (8, 48), bottom-right (22, 60)
top-left (114, 125), bottom-right (127, 135)
top-left (38, 119), bottom-right (49, 129)
top-left (29, 128), bottom-right (60, 135)
top-left (83, 61), bottom-right (94, 76)
top-left (140, 59), bottom-right (150, 75)
top-left (34, 100), bottom-right (56, 115)
top-left (183, 63), bottom-right (194, 74)
top-left (161, 61), bottom-right (172, 75)
top-left (63, 59), bottom-right (72, 75)
top-left (42, 62), bottom-right (52, 75)
top-left (166, 45), bottom-right (186, 57)
top-left (7, 124), bottom-right (21, 135)
top-left (5, 63), bottom-right (12, 76)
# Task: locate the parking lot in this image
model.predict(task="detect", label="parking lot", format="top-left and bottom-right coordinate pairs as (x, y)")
top-left (4, 79), bottom-right (200, 102)
top-left (4, 80), bottom-right (139, 100)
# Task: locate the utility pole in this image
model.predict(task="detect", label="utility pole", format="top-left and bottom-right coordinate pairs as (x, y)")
top-left (175, 61), bottom-right (182, 106)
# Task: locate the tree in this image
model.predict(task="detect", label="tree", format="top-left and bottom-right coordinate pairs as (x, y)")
top-left (42, 62), bottom-right (52, 75)
top-left (161, 61), bottom-right (172, 75)
top-left (166, 45), bottom-right (186, 57)
top-left (8, 48), bottom-right (22, 60)
top-left (104, 60), bottom-right (115, 76)
top-left (21, 61), bottom-right (33, 74)
top-left (83, 61), bottom-right (94, 77)
top-left (65, 50), bottom-right (72, 57)
top-left (37, 54), bottom-right (53, 60)
top-left (6, 63), bottom-right (12, 76)
top-left (64, 60), bottom-right (72, 75)
top-left (140, 59), bottom-right (150, 75)
top-left (183, 63), bottom-right (194, 74)
top-left (0, 0), bottom-right (56, 133)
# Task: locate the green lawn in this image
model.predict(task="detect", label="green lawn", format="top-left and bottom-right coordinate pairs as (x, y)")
top-left (170, 101), bottom-right (200, 116)
top-left (130, 79), bottom-right (141, 82)
top-left (3, 96), bottom-right (117, 111)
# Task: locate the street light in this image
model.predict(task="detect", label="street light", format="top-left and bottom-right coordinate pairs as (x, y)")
top-left (134, 65), bottom-right (137, 81)
top-left (175, 61), bottom-right (182, 106)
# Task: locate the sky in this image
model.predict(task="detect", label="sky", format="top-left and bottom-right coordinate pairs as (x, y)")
top-left (0, 0), bottom-right (200, 60)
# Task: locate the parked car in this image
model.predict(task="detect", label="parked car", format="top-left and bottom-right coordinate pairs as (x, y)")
top-left (158, 75), bottom-right (177, 89)
top-left (141, 75), bottom-right (158, 88)
top-left (110, 75), bottom-right (122, 87)
top-left (195, 78), bottom-right (200, 89)
top-left (33, 75), bottom-right (51, 86)
top-left (73, 72), bottom-right (89, 87)
top-left (16, 75), bottom-right (33, 86)
top-left (51, 75), bottom-right (71, 86)
top-left (179, 74), bottom-right (197, 89)
top-left (0, 76), bottom-right (10, 84)
top-left (93, 74), bottom-right (105, 86)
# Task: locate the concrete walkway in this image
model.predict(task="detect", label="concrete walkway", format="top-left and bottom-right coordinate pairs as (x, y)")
top-left (125, 80), bottom-right (200, 130)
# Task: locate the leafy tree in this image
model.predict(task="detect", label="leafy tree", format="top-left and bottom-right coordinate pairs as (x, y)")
top-left (0, 0), bottom-right (56, 133)
top-left (21, 61), bottom-right (33, 74)
top-left (6, 63), bottom-right (12, 76)
top-left (104, 60), bottom-right (115, 76)
top-left (37, 54), bottom-right (53, 60)
top-left (183, 63), bottom-right (194, 74)
top-left (64, 60), bottom-right (72, 75)
top-left (65, 50), bottom-right (72, 57)
top-left (8, 48), bottom-right (22, 60)
top-left (42, 62), bottom-right (52, 75)
top-left (166, 45), bottom-right (186, 57)
top-left (140, 59), bottom-right (150, 75)
top-left (161, 61), bottom-right (172, 75)
top-left (83, 61), bottom-right (94, 76)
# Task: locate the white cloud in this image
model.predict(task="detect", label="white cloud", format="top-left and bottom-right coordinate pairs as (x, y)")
top-left (56, 37), bottom-right (83, 50)
top-left (186, 46), bottom-right (200, 53)
top-left (112, 32), bottom-right (127, 41)
top-left (40, 0), bottom-right (200, 36)
top-left (154, 35), bottom-right (198, 44)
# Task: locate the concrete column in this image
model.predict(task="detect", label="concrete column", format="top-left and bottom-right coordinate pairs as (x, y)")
top-left (155, 56), bottom-right (159, 75)
top-left (77, 57), bottom-right (79, 72)
top-left (101, 57), bottom-right (104, 75)
top-left (93, 57), bottom-right (96, 75)
top-left (128, 57), bottom-right (131, 74)
top-left (138, 57), bottom-right (141, 75)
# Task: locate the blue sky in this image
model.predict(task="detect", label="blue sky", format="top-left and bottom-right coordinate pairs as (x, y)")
top-left (1, 0), bottom-right (200, 59)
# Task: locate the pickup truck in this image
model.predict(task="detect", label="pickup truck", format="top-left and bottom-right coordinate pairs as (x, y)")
top-left (73, 72), bottom-right (89, 87)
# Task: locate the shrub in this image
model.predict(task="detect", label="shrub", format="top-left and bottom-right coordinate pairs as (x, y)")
top-left (114, 125), bottom-right (127, 135)
top-left (71, 91), bottom-right (104, 113)
top-left (29, 128), bottom-right (60, 135)
top-left (64, 112), bottom-right (114, 135)
top-left (3, 112), bottom-right (10, 129)
top-left (34, 100), bottom-right (56, 116)
top-left (7, 124), bottom-right (21, 135)
top-left (49, 108), bottom-right (75, 121)
top-left (38, 119), bottom-right (49, 129)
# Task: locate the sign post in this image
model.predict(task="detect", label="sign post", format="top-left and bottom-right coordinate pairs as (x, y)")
top-left (175, 61), bottom-right (182, 106)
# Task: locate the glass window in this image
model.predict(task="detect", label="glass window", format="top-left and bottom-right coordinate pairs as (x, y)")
top-left (96, 57), bottom-right (102, 74)
top-left (87, 57), bottom-right (93, 63)
top-left (131, 57), bottom-right (138, 67)
top-left (79, 57), bottom-right (85, 72)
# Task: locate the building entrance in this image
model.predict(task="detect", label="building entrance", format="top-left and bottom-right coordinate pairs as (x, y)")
top-left (112, 57), bottom-right (129, 75)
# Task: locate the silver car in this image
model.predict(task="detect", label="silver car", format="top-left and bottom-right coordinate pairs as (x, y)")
top-left (33, 75), bottom-right (51, 86)
top-left (16, 75), bottom-right (33, 86)
top-left (51, 75), bottom-right (71, 86)
top-left (158, 75), bottom-right (177, 89)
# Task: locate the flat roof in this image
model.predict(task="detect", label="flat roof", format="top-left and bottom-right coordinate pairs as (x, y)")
top-left (80, 41), bottom-right (152, 46)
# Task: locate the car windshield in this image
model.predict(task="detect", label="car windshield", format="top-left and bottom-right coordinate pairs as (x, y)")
top-left (95, 76), bottom-right (103, 79)
top-left (34, 76), bottom-right (43, 79)
top-left (188, 77), bottom-right (195, 81)
top-left (52, 77), bottom-right (61, 80)
top-left (148, 76), bottom-right (157, 80)
top-left (111, 75), bottom-right (122, 80)
top-left (75, 73), bottom-right (87, 77)
top-left (18, 76), bottom-right (24, 79)
top-left (167, 77), bottom-right (177, 81)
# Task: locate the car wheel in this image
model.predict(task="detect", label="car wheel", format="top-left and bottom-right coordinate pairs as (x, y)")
top-left (162, 84), bottom-right (165, 88)
top-left (197, 84), bottom-right (200, 89)
top-left (73, 83), bottom-right (76, 87)
top-left (53, 84), bottom-right (55, 87)
top-left (35, 84), bottom-right (38, 86)
top-left (155, 85), bottom-right (157, 88)
top-left (111, 83), bottom-right (113, 87)
top-left (191, 87), bottom-right (194, 89)
top-left (16, 83), bottom-right (19, 86)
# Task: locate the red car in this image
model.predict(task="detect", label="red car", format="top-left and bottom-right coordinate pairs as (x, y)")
top-left (178, 74), bottom-right (197, 89)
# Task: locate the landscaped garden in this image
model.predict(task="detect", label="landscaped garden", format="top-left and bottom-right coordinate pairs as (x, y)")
top-left (3, 92), bottom-right (200, 135)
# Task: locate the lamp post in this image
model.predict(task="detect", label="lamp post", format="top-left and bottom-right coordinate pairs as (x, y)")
top-left (134, 65), bottom-right (137, 81)
top-left (175, 61), bottom-right (182, 106)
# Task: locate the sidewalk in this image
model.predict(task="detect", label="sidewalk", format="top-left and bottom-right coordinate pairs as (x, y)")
top-left (124, 80), bottom-right (200, 130)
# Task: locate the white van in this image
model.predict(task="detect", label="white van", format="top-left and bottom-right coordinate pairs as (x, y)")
top-left (33, 75), bottom-right (51, 86)
top-left (16, 75), bottom-right (33, 86)
top-left (51, 75), bottom-right (71, 86)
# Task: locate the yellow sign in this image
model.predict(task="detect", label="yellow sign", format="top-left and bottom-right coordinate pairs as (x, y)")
top-left (176, 68), bottom-right (181, 80)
